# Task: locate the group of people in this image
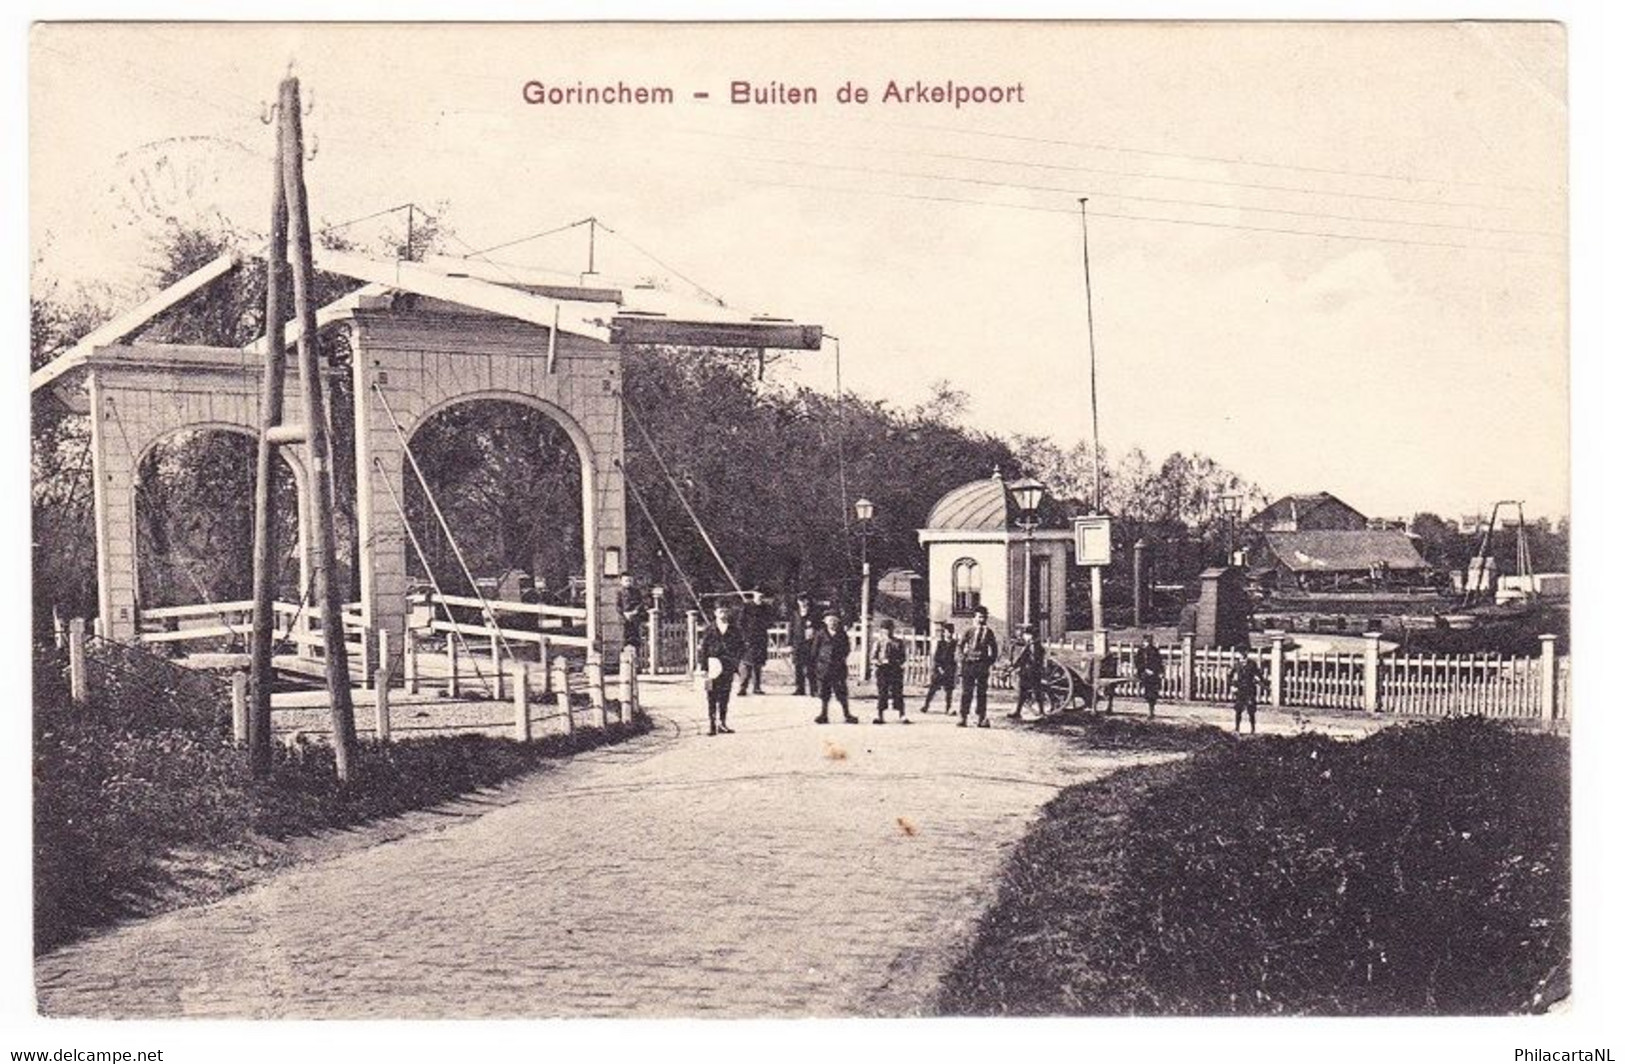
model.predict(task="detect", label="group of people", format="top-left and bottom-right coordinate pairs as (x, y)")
top-left (670, 580), bottom-right (1268, 738)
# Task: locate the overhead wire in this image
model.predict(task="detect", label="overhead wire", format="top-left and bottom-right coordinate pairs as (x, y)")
top-left (674, 125), bottom-right (1559, 219)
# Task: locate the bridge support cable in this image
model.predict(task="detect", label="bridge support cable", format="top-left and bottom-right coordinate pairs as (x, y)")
top-left (371, 455), bottom-right (491, 692)
top-left (616, 456), bottom-right (704, 615)
top-left (619, 393), bottom-right (745, 599)
top-left (370, 382), bottom-right (519, 666)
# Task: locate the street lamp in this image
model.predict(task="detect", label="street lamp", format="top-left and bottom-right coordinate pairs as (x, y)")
top-left (854, 497), bottom-right (875, 679)
top-left (1008, 477), bottom-right (1046, 632)
top-left (1220, 492), bottom-right (1243, 567)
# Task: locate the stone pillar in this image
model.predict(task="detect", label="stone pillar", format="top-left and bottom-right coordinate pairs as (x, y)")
top-left (686, 609), bottom-right (700, 674)
top-left (89, 380), bottom-right (139, 642)
top-left (647, 589), bottom-right (663, 674)
top-left (351, 358), bottom-right (408, 685)
top-left (1363, 631), bottom-right (1382, 714)
top-left (1179, 631), bottom-right (1196, 701)
top-left (1132, 539), bottom-right (1146, 629)
top-left (1268, 630), bottom-right (1285, 708)
top-left (1539, 634), bottom-right (1558, 727)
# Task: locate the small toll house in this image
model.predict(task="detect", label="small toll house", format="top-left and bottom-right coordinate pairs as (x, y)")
top-left (917, 471), bottom-right (1072, 643)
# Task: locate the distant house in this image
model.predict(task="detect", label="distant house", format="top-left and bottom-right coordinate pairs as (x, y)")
top-left (1255, 529), bottom-right (1433, 592)
top-left (1249, 492), bottom-right (1368, 532)
top-left (1248, 492), bottom-right (1433, 592)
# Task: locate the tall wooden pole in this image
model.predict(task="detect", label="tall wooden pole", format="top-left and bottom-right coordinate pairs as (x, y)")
top-left (248, 110), bottom-right (290, 778)
top-left (281, 76), bottom-right (358, 780)
top-left (1080, 198), bottom-right (1106, 638)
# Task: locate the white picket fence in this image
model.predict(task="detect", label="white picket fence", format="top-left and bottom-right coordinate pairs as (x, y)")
top-left (641, 607), bottom-right (1570, 725)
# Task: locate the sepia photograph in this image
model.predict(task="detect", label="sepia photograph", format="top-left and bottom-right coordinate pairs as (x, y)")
top-left (11, 10), bottom-right (1615, 1058)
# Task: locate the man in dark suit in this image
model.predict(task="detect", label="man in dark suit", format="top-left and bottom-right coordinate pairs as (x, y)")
top-left (616, 575), bottom-right (647, 653)
top-left (699, 605), bottom-right (745, 736)
top-left (1134, 633), bottom-right (1165, 718)
top-left (735, 590), bottom-right (768, 696)
top-left (958, 606), bottom-right (999, 728)
top-left (787, 592), bottom-right (817, 696)
top-left (810, 610), bottom-right (859, 725)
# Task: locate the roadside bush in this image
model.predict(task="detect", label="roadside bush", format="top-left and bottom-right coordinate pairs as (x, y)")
top-left (33, 645), bottom-right (652, 953)
top-left (940, 716), bottom-right (1569, 1015)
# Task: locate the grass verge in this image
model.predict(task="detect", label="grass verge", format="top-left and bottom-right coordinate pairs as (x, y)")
top-left (939, 715), bottom-right (1568, 1015)
top-left (33, 645), bottom-right (651, 954)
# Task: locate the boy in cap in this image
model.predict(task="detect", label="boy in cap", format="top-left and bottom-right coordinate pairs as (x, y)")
top-left (869, 618), bottom-right (911, 724)
top-left (921, 620), bottom-right (957, 712)
top-left (810, 610), bottom-right (859, 725)
top-left (1009, 624), bottom-right (1047, 720)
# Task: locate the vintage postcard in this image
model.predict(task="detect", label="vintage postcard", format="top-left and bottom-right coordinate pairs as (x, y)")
top-left (17, 14), bottom-right (1599, 1058)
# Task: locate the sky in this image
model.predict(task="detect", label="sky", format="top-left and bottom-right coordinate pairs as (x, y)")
top-left (28, 21), bottom-right (1569, 521)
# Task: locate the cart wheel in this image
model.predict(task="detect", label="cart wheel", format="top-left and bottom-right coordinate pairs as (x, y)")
top-left (1036, 660), bottom-right (1076, 716)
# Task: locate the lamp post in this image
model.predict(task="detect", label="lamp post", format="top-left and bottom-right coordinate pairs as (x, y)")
top-left (854, 497), bottom-right (874, 680)
top-left (1220, 492), bottom-right (1243, 567)
top-left (1009, 478), bottom-right (1046, 635)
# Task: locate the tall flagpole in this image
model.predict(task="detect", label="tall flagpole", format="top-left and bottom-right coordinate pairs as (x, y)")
top-left (1080, 198), bottom-right (1105, 640)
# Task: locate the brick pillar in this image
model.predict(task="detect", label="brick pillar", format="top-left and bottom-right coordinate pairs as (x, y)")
top-left (89, 380), bottom-right (139, 642)
top-left (352, 361), bottom-right (408, 684)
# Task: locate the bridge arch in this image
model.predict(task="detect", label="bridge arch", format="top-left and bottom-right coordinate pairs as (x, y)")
top-left (397, 389), bottom-right (594, 605)
top-left (131, 423), bottom-right (311, 616)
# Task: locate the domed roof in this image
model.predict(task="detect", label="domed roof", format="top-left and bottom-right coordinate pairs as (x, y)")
top-left (925, 471), bottom-right (1065, 532)
top-left (926, 475), bottom-right (1014, 532)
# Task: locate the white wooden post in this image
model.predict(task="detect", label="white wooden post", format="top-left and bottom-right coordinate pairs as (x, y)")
top-left (376, 628), bottom-right (391, 695)
top-left (490, 632), bottom-right (504, 701)
top-left (513, 661), bottom-right (531, 742)
top-left (1268, 630), bottom-right (1285, 708)
top-left (404, 627), bottom-right (419, 694)
top-left (1363, 631), bottom-right (1382, 714)
top-left (619, 644), bottom-right (638, 721)
top-left (1179, 631), bottom-right (1195, 701)
top-left (551, 657), bottom-right (573, 734)
top-left (68, 618), bottom-right (89, 706)
top-left (686, 609), bottom-right (700, 674)
top-left (448, 633), bottom-right (461, 698)
top-left (586, 654), bottom-right (608, 728)
top-left (538, 636), bottom-right (552, 696)
top-left (358, 619), bottom-right (372, 688)
top-left (1539, 634), bottom-right (1558, 727)
top-left (231, 670), bottom-right (249, 744)
top-left (375, 657), bottom-right (392, 742)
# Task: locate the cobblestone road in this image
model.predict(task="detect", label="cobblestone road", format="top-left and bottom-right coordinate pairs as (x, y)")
top-left (37, 676), bottom-right (1165, 1019)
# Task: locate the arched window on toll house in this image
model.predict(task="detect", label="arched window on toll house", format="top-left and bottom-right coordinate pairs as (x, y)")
top-left (952, 558), bottom-right (982, 615)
